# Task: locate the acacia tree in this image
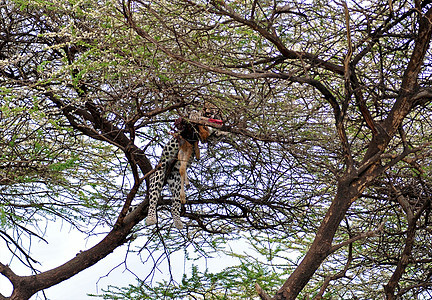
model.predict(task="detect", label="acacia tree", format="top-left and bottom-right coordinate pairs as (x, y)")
top-left (1, 0), bottom-right (432, 299)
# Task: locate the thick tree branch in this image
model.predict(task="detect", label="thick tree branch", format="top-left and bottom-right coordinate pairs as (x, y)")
top-left (383, 8), bottom-right (432, 136)
top-left (256, 283), bottom-right (272, 300)
top-left (273, 162), bottom-right (383, 300)
top-left (329, 222), bottom-right (384, 254)
top-left (5, 214), bottom-right (144, 300)
top-left (362, 8), bottom-right (432, 164)
top-left (209, 0), bottom-right (345, 75)
top-left (0, 91), bottom-right (156, 300)
top-left (350, 68), bottom-right (378, 136)
top-left (314, 243), bottom-right (353, 300)
top-left (286, 75), bottom-right (353, 168)
top-left (47, 93), bottom-right (152, 175)
top-left (352, 8), bottom-right (418, 66)
top-left (273, 8), bottom-right (432, 299)
top-left (0, 263), bottom-right (19, 287)
top-left (340, 2), bottom-right (359, 170)
top-left (384, 187), bottom-right (431, 299)
top-left (124, 0), bottom-right (344, 78)
top-left (2, 109), bottom-right (153, 299)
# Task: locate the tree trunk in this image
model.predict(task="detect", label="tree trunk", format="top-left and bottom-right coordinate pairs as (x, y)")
top-left (274, 173), bottom-right (367, 299)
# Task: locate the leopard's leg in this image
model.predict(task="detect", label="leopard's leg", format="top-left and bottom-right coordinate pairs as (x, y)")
top-left (178, 140), bottom-right (193, 204)
top-left (167, 169), bottom-right (184, 229)
top-left (193, 141), bottom-right (200, 160)
top-left (146, 169), bottom-right (164, 226)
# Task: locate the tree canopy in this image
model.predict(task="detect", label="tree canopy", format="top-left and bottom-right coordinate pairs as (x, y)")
top-left (1, 0), bottom-right (432, 299)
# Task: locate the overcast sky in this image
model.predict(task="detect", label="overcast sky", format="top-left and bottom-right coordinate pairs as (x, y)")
top-left (1, 220), bottom-right (240, 299)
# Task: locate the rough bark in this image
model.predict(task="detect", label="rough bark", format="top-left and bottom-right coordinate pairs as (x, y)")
top-left (273, 7), bottom-right (432, 299)
top-left (274, 165), bottom-right (382, 299)
top-left (0, 96), bottom-right (153, 300)
top-left (0, 203), bottom-right (147, 300)
top-left (384, 193), bottom-right (431, 299)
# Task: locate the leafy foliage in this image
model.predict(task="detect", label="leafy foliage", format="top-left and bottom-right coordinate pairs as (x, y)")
top-left (1, 0), bottom-right (432, 299)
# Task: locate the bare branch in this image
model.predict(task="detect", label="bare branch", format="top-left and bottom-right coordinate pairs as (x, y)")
top-left (255, 283), bottom-right (272, 300)
top-left (329, 222), bottom-right (385, 254)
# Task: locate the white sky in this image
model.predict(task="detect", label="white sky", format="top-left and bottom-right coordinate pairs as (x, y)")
top-left (1, 222), bottom-right (137, 299)
top-left (0, 220), bottom-right (242, 300)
